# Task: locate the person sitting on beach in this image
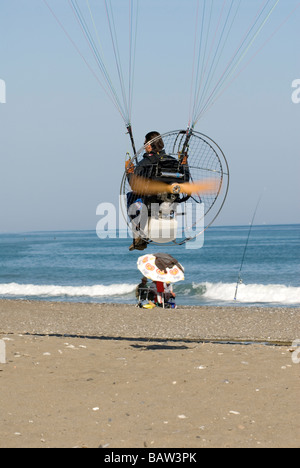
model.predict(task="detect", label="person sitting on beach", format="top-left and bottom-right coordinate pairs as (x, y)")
top-left (148, 281), bottom-right (157, 301)
top-left (135, 277), bottom-right (149, 305)
top-left (164, 282), bottom-right (176, 308)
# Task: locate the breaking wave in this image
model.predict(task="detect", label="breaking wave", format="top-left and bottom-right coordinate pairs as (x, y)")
top-left (187, 282), bottom-right (300, 305)
top-left (0, 282), bottom-right (299, 306)
top-left (0, 283), bottom-right (136, 298)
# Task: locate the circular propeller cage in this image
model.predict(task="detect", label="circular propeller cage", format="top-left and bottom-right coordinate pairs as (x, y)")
top-left (120, 129), bottom-right (230, 245)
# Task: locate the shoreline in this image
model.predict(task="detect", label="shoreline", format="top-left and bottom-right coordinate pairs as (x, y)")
top-left (0, 299), bottom-right (299, 344)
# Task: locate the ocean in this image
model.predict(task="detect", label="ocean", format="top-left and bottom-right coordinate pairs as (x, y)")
top-left (0, 225), bottom-right (299, 307)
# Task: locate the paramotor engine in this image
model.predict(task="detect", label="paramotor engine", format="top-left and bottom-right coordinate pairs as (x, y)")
top-left (121, 129), bottom-right (229, 245)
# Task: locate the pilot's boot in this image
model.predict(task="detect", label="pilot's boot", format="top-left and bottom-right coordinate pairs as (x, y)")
top-left (129, 237), bottom-right (148, 251)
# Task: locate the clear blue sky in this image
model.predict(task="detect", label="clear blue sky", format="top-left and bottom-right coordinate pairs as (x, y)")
top-left (0, 0), bottom-right (299, 232)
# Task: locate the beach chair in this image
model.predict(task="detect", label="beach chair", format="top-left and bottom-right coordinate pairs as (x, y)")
top-left (137, 287), bottom-right (149, 307)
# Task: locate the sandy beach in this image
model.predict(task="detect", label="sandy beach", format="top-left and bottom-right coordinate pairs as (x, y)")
top-left (0, 300), bottom-right (299, 448)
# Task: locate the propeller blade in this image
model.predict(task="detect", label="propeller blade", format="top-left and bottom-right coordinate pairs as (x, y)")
top-left (130, 175), bottom-right (173, 195)
top-left (130, 175), bottom-right (219, 196)
top-left (177, 180), bottom-right (219, 195)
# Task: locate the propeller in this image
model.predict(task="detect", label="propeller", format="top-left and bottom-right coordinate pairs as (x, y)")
top-left (130, 175), bottom-right (219, 196)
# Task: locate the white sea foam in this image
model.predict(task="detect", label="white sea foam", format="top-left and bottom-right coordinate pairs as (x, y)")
top-left (0, 282), bottom-right (299, 305)
top-left (0, 283), bottom-right (136, 298)
top-left (199, 282), bottom-right (300, 305)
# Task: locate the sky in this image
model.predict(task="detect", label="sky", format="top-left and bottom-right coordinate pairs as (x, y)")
top-left (0, 0), bottom-right (299, 232)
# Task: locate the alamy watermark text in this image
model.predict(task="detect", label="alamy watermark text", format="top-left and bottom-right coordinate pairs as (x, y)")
top-left (96, 196), bottom-right (205, 250)
top-left (291, 339), bottom-right (300, 364)
top-left (0, 79), bottom-right (6, 104)
top-left (291, 79), bottom-right (300, 104)
top-left (0, 340), bottom-right (6, 364)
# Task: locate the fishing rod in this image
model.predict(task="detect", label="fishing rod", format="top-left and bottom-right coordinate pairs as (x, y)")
top-left (234, 193), bottom-right (263, 301)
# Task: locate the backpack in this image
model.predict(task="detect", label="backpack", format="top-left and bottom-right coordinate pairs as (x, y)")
top-left (149, 154), bottom-right (190, 185)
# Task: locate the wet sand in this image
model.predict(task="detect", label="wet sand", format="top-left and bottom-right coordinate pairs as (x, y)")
top-left (0, 300), bottom-right (299, 448)
top-left (0, 300), bottom-right (299, 344)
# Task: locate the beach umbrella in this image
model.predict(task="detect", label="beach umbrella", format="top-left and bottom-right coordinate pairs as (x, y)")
top-left (137, 253), bottom-right (184, 284)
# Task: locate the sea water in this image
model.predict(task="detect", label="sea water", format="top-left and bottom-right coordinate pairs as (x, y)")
top-left (0, 225), bottom-right (299, 307)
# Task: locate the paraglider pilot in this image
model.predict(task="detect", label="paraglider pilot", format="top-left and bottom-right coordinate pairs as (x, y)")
top-left (127, 131), bottom-right (188, 251)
